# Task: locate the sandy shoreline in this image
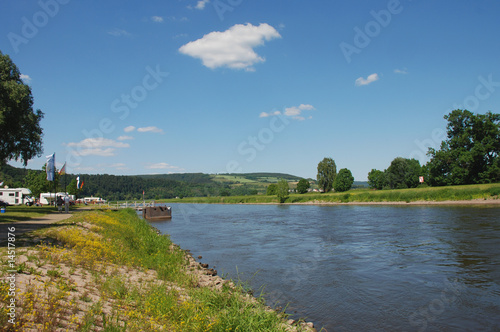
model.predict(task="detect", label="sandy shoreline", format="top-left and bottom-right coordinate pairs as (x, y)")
top-left (188, 198), bottom-right (500, 206)
top-left (286, 198), bottom-right (500, 206)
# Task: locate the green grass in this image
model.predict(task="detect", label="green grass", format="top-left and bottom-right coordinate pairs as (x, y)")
top-left (0, 205), bottom-right (59, 223)
top-left (161, 183), bottom-right (500, 204)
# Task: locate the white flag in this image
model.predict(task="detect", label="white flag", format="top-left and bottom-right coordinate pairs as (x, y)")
top-left (77, 176), bottom-right (80, 189)
top-left (46, 153), bottom-right (55, 181)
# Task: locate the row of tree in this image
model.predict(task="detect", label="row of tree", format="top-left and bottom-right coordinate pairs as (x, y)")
top-left (271, 109), bottom-right (499, 196)
top-left (368, 110), bottom-right (499, 189)
top-left (316, 158), bottom-right (355, 192)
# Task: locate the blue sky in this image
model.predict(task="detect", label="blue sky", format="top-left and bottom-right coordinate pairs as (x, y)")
top-left (2, 0), bottom-right (500, 181)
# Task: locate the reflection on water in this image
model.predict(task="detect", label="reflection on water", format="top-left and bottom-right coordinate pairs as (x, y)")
top-left (148, 204), bottom-right (500, 331)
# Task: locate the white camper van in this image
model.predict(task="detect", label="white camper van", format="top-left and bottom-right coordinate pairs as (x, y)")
top-left (0, 188), bottom-right (34, 206)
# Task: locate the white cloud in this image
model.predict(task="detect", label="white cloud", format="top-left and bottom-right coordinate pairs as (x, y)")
top-left (151, 16), bottom-right (164, 23)
top-left (195, 0), bottom-right (210, 10)
top-left (260, 104), bottom-right (315, 120)
top-left (283, 104), bottom-right (316, 120)
top-left (137, 126), bottom-right (164, 134)
top-left (355, 73), bottom-right (379, 86)
top-left (394, 68), bottom-right (408, 74)
top-left (20, 74), bottom-right (32, 83)
top-left (66, 138), bottom-right (130, 157)
top-left (179, 23), bottom-right (281, 71)
top-left (124, 126), bottom-right (136, 133)
top-left (108, 163), bottom-right (128, 170)
top-left (107, 28), bottom-right (132, 37)
top-left (259, 111), bottom-right (281, 118)
top-left (117, 135), bottom-right (134, 141)
top-left (146, 162), bottom-right (184, 172)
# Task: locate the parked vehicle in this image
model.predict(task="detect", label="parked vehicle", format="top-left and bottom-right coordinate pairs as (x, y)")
top-left (0, 188), bottom-right (34, 206)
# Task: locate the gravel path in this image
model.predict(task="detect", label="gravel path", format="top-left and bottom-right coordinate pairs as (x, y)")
top-left (0, 211), bottom-right (75, 246)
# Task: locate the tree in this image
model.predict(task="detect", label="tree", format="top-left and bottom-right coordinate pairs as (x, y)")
top-left (427, 109), bottom-right (500, 185)
top-left (276, 178), bottom-right (289, 203)
top-left (25, 169), bottom-right (50, 198)
top-left (367, 169), bottom-right (386, 190)
top-left (296, 178), bottom-right (310, 194)
top-left (385, 157), bottom-right (421, 189)
top-left (266, 183), bottom-right (278, 195)
top-left (0, 51), bottom-right (44, 165)
top-left (317, 157), bottom-right (337, 192)
top-left (333, 168), bottom-right (354, 192)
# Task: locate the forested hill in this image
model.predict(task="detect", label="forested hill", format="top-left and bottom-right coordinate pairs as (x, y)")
top-left (0, 165), bottom-right (307, 200)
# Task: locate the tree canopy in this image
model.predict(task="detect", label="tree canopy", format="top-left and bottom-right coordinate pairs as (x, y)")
top-left (333, 168), bottom-right (354, 192)
top-left (276, 178), bottom-right (289, 203)
top-left (368, 158), bottom-right (422, 190)
top-left (0, 51), bottom-right (44, 165)
top-left (317, 157), bottom-right (337, 192)
top-left (296, 178), bottom-right (310, 194)
top-left (427, 109), bottom-right (500, 185)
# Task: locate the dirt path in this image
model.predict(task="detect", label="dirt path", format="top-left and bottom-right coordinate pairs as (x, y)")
top-left (0, 211), bottom-right (75, 246)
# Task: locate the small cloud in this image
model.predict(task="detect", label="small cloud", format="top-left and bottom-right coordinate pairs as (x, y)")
top-left (146, 162), bottom-right (184, 172)
top-left (20, 74), bottom-right (32, 83)
top-left (355, 73), bottom-right (379, 86)
top-left (108, 163), bottom-right (128, 170)
top-left (261, 104), bottom-right (315, 120)
top-left (179, 23), bottom-right (281, 71)
top-left (195, 0), bottom-right (210, 10)
top-left (151, 16), bottom-right (164, 23)
top-left (259, 111), bottom-right (281, 118)
top-left (394, 68), bottom-right (408, 74)
top-left (283, 104), bottom-right (316, 120)
top-left (108, 28), bottom-right (132, 37)
top-left (137, 126), bottom-right (164, 134)
top-left (124, 126), bottom-right (136, 133)
top-left (66, 138), bottom-right (129, 157)
top-left (117, 135), bottom-right (134, 141)
top-left (168, 16), bottom-right (189, 22)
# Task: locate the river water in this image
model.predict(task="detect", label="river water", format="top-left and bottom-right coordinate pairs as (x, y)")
top-left (146, 203), bottom-right (500, 331)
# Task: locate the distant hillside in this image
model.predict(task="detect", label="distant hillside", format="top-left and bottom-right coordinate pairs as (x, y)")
top-left (1, 165), bottom-right (367, 199)
top-left (0, 164), bottom-right (29, 187)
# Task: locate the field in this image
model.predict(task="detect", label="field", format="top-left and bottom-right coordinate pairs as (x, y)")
top-left (162, 183), bottom-right (500, 204)
top-left (211, 173), bottom-right (303, 193)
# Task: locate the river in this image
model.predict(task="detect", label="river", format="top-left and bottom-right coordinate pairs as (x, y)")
top-left (146, 203), bottom-right (500, 331)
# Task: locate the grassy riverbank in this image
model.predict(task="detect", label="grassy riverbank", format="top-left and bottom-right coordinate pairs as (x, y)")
top-left (160, 183), bottom-right (500, 204)
top-left (0, 209), bottom-right (314, 331)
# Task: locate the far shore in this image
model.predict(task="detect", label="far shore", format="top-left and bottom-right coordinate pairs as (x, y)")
top-left (199, 198), bottom-right (500, 206)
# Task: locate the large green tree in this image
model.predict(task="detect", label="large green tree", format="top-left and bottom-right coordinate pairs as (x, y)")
top-left (333, 168), bottom-right (354, 192)
top-left (385, 157), bottom-right (422, 189)
top-left (427, 109), bottom-right (500, 185)
top-left (266, 183), bottom-right (278, 195)
top-left (296, 178), bottom-right (310, 194)
top-left (367, 169), bottom-right (386, 190)
top-left (317, 157), bottom-right (337, 192)
top-left (276, 178), bottom-right (289, 203)
top-left (0, 51), bottom-right (44, 165)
